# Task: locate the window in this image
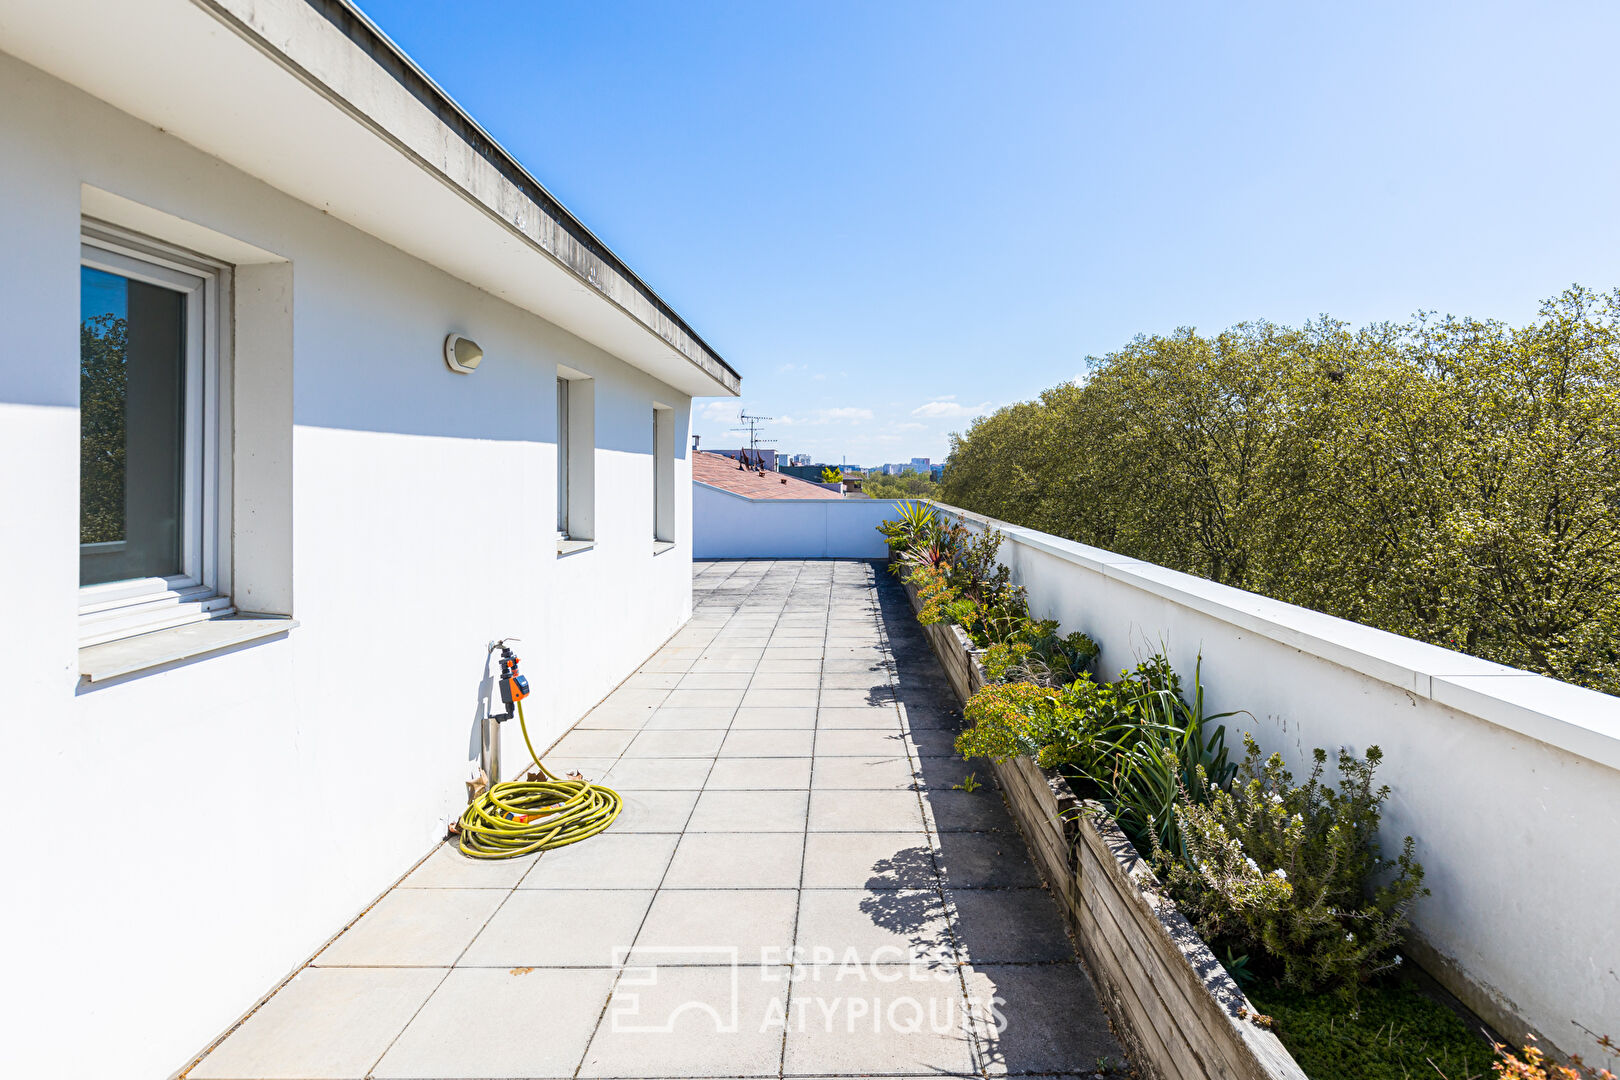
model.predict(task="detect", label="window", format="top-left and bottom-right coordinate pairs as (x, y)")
top-left (556, 377), bottom-right (570, 536)
top-left (556, 367), bottom-right (594, 547)
top-left (653, 404), bottom-right (674, 544)
top-left (79, 225), bottom-right (232, 645)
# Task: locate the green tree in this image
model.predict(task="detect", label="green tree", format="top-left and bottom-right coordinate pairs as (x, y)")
top-left (940, 287), bottom-right (1620, 696)
top-left (862, 469), bottom-right (941, 499)
top-left (80, 313), bottom-right (127, 544)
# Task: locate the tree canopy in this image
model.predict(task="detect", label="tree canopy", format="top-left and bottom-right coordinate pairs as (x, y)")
top-left (939, 286), bottom-right (1620, 696)
top-left (80, 312), bottom-right (127, 544)
top-left (863, 469), bottom-right (941, 500)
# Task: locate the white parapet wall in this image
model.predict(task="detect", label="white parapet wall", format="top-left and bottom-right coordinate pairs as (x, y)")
top-left (693, 485), bottom-right (901, 558)
top-left (932, 502), bottom-right (1620, 1064)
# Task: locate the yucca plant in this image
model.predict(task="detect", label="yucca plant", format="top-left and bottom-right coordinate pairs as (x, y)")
top-left (876, 499), bottom-right (937, 557)
top-left (893, 498), bottom-right (935, 537)
top-left (1077, 655), bottom-right (1241, 861)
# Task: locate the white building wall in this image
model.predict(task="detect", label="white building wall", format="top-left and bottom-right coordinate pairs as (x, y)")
top-left (0, 52), bottom-right (698, 1080)
top-left (692, 485), bottom-right (899, 558)
top-left (934, 503), bottom-right (1620, 1065)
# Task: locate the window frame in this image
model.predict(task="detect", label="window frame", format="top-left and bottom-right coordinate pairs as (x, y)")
top-left (556, 366), bottom-right (595, 548)
top-left (653, 403), bottom-right (675, 544)
top-left (556, 376), bottom-right (570, 538)
top-left (78, 222), bottom-right (234, 646)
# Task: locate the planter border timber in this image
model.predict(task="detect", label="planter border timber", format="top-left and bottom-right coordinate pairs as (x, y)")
top-left (902, 579), bottom-right (1307, 1080)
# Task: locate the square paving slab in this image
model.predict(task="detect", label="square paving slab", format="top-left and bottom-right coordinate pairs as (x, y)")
top-left (185, 560), bottom-right (1120, 1080)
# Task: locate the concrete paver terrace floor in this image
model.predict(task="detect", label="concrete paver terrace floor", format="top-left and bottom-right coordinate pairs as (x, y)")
top-left (189, 559), bottom-right (1124, 1079)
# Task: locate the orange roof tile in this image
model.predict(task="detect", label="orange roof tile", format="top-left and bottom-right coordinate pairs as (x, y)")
top-left (693, 451), bottom-right (842, 500)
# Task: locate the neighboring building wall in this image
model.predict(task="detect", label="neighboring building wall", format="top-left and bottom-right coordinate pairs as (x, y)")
top-left (0, 52), bottom-right (696, 1079)
top-left (693, 485), bottom-right (898, 558)
top-left (933, 503), bottom-right (1620, 1066)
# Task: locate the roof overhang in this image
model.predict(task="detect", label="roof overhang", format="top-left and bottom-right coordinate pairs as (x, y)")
top-left (0, 0), bottom-right (741, 398)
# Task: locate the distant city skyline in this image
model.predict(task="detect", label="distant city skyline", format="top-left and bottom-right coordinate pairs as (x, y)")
top-left (701, 443), bottom-right (938, 473)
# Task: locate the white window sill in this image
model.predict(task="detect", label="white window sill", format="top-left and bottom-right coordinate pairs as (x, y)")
top-left (652, 540), bottom-right (677, 555)
top-left (556, 539), bottom-right (595, 556)
top-left (79, 615), bottom-right (298, 682)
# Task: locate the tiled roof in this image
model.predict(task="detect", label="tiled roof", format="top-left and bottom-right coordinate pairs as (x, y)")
top-left (693, 452), bottom-right (842, 500)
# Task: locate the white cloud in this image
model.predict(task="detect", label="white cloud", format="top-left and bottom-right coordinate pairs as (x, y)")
top-left (911, 399), bottom-right (989, 419)
top-left (703, 404), bottom-right (870, 433)
top-left (895, 421), bottom-right (926, 432)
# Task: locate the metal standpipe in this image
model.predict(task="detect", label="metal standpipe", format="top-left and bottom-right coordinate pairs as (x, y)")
top-left (457, 638), bottom-right (624, 858)
top-left (481, 707), bottom-right (501, 788)
top-left (481, 643), bottom-right (503, 786)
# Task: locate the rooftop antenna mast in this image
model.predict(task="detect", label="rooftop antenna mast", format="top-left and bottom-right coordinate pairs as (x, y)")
top-left (730, 412), bottom-right (776, 469)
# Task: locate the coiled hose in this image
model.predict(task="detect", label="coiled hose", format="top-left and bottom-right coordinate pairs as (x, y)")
top-left (457, 698), bottom-right (623, 858)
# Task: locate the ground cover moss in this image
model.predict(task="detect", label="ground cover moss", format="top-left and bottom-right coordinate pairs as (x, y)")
top-left (1247, 977), bottom-right (1497, 1080)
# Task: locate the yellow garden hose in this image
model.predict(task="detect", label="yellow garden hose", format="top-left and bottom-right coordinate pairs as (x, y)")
top-left (456, 698), bottom-right (623, 858)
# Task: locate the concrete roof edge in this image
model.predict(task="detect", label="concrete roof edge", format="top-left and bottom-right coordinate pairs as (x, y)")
top-left (200, 0), bottom-right (740, 394)
top-left (695, 481), bottom-right (902, 505)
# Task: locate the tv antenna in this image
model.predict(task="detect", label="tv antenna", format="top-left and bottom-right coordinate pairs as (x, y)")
top-left (730, 413), bottom-right (776, 465)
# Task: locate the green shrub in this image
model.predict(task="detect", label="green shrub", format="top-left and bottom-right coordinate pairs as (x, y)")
top-left (1162, 734), bottom-right (1427, 991)
top-left (954, 664), bottom-right (1154, 771)
top-left (945, 527), bottom-right (1034, 647)
top-left (983, 621), bottom-right (1100, 686)
top-left (955, 681), bottom-right (1067, 763)
top-left (956, 655), bottom-right (1237, 860)
top-left (906, 563), bottom-right (975, 631)
top-left (982, 640), bottom-right (1037, 683)
top-left (882, 509), bottom-right (1106, 678)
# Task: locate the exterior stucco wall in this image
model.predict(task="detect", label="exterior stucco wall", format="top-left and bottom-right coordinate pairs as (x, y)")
top-left (934, 504), bottom-right (1620, 1065)
top-left (0, 51), bottom-right (696, 1079)
top-left (692, 485), bottom-right (899, 558)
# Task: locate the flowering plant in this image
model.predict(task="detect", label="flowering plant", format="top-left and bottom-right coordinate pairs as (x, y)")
top-left (1490, 1034), bottom-right (1616, 1080)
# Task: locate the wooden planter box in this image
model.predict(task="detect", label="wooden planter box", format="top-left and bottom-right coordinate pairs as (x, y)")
top-left (904, 583), bottom-right (1307, 1080)
top-left (901, 578), bottom-right (985, 701)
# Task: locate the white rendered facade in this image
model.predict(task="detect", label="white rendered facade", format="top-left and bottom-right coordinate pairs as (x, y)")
top-left (0, 2), bottom-right (734, 1075)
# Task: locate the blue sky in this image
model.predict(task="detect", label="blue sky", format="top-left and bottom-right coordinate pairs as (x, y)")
top-left (359, 0), bottom-right (1620, 465)
top-left (81, 267), bottom-right (127, 323)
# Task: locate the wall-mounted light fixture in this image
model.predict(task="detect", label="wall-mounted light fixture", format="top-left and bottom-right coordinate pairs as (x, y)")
top-left (444, 333), bottom-right (483, 374)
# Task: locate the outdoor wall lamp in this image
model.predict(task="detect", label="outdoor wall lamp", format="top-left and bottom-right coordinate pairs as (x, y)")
top-left (444, 333), bottom-right (483, 374)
